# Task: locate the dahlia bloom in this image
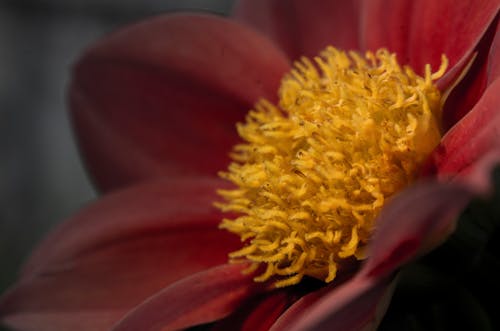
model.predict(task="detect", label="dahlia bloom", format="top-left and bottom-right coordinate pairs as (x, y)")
top-left (2, 0), bottom-right (500, 330)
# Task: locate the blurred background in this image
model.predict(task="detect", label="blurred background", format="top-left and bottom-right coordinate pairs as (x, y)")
top-left (0, 0), bottom-right (234, 317)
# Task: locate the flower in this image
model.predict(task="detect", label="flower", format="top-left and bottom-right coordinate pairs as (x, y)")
top-left (2, 0), bottom-right (500, 330)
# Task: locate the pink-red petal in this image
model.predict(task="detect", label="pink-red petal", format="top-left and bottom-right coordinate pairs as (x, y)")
top-left (70, 13), bottom-right (290, 192)
top-left (425, 78), bottom-right (500, 177)
top-left (361, 181), bottom-right (479, 279)
top-left (441, 16), bottom-right (499, 130)
top-left (111, 264), bottom-right (260, 331)
top-left (233, 0), bottom-right (362, 60)
top-left (212, 288), bottom-right (302, 331)
top-left (488, 18), bottom-right (500, 84)
top-left (271, 275), bottom-right (396, 331)
top-left (21, 176), bottom-right (234, 276)
top-left (0, 177), bottom-right (238, 331)
top-left (361, 0), bottom-right (500, 78)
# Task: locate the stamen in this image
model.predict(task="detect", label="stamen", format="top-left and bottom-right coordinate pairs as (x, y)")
top-left (217, 47), bottom-right (447, 287)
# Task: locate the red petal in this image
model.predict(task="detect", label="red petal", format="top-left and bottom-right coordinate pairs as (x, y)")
top-left (488, 18), bottom-right (500, 84)
top-left (233, 0), bottom-right (362, 60)
top-left (362, 181), bottom-right (480, 279)
top-left (111, 264), bottom-right (260, 331)
top-left (271, 275), bottom-right (396, 331)
top-left (0, 177), bottom-right (238, 331)
top-left (2, 312), bottom-right (121, 331)
top-left (70, 14), bottom-right (290, 192)
top-left (441, 16), bottom-right (499, 130)
top-left (212, 290), bottom-right (297, 331)
top-left (22, 176), bottom-right (234, 276)
top-left (362, 0), bottom-right (500, 77)
top-left (426, 78), bottom-right (500, 176)
top-left (453, 150), bottom-right (500, 191)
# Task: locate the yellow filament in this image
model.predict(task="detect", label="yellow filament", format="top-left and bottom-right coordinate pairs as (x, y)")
top-left (217, 47), bottom-right (447, 288)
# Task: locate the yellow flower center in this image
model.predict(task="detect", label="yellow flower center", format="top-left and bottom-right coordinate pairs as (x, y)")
top-left (216, 47), bottom-right (448, 288)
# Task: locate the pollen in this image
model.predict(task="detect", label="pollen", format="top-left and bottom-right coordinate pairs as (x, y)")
top-left (216, 47), bottom-right (448, 288)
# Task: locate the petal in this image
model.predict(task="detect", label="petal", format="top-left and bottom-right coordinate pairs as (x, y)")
top-left (361, 0), bottom-right (500, 76)
top-left (361, 181), bottom-right (480, 279)
top-left (441, 16), bottom-right (499, 130)
top-left (488, 18), bottom-right (500, 84)
top-left (233, 0), bottom-right (362, 60)
top-left (22, 176), bottom-right (234, 276)
top-left (450, 150), bottom-right (500, 202)
top-left (212, 289), bottom-right (299, 331)
top-left (271, 275), bottom-right (397, 331)
top-left (0, 177), bottom-right (238, 331)
top-left (70, 13), bottom-right (290, 192)
top-left (425, 78), bottom-right (500, 176)
top-left (111, 264), bottom-right (260, 331)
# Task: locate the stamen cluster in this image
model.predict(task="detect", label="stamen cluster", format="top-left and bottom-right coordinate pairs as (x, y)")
top-left (217, 47), bottom-right (447, 287)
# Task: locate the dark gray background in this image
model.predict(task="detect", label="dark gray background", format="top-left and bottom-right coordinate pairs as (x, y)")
top-left (0, 0), bottom-right (234, 320)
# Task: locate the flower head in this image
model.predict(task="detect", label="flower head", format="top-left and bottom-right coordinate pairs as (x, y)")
top-left (1, 1), bottom-right (500, 331)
